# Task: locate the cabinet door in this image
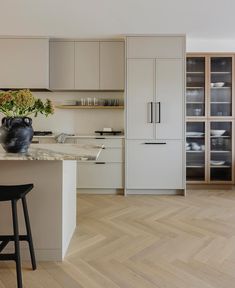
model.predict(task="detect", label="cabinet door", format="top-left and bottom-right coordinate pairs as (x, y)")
top-left (100, 41), bottom-right (125, 90)
top-left (75, 42), bottom-right (99, 90)
top-left (77, 162), bottom-right (123, 189)
top-left (186, 121), bottom-right (206, 182)
top-left (127, 59), bottom-right (155, 140)
top-left (155, 59), bottom-right (184, 140)
top-left (209, 121), bottom-right (233, 183)
top-left (127, 36), bottom-right (184, 59)
top-left (126, 140), bottom-right (183, 189)
top-left (0, 38), bottom-right (49, 89)
top-left (50, 41), bottom-right (74, 90)
top-left (186, 57), bottom-right (206, 117)
top-left (210, 56), bottom-right (233, 117)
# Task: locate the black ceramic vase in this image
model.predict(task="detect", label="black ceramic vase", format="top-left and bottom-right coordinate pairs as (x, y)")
top-left (0, 117), bottom-right (34, 153)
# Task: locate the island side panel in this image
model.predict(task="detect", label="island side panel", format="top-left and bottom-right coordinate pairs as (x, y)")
top-left (62, 160), bottom-right (77, 258)
top-left (0, 160), bottom-right (63, 261)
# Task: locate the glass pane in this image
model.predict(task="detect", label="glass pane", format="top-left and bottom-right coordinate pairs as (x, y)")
top-left (186, 57), bottom-right (205, 117)
top-left (210, 121), bottom-right (232, 181)
top-left (186, 122), bottom-right (205, 181)
top-left (210, 57), bottom-right (232, 116)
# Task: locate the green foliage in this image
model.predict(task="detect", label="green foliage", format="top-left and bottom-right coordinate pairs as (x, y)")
top-left (0, 89), bottom-right (54, 118)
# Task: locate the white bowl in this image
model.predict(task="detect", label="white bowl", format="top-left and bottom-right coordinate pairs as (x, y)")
top-left (214, 82), bottom-right (225, 87)
top-left (211, 129), bottom-right (226, 136)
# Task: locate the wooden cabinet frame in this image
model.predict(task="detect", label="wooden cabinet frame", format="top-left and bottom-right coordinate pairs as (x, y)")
top-left (187, 53), bottom-right (235, 184)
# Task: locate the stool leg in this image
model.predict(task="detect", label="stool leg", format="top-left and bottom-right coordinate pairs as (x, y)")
top-left (22, 197), bottom-right (36, 270)
top-left (12, 200), bottom-right (23, 288)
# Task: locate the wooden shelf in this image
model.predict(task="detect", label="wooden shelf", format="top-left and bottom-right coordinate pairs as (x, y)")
top-left (186, 165), bottom-right (205, 168)
top-left (211, 102), bottom-right (231, 104)
top-left (187, 87), bottom-right (204, 89)
top-left (211, 87), bottom-right (231, 89)
top-left (211, 150), bottom-right (231, 153)
top-left (187, 72), bottom-right (204, 74)
top-left (56, 105), bottom-right (124, 110)
top-left (211, 71), bottom-right (231, 74)
top-left (187, 151), bottom-right (205, 153)
top-left (210, 165), bottom-right (231, 168)
top-left (187, 102), bottom-right (204, 104)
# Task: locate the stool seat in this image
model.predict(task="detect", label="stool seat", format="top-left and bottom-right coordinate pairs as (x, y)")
top-left (0, 184), bottom-right (33, 201)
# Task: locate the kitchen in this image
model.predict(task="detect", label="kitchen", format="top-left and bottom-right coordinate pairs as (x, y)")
top-left (0, 1), bottom-right (235, 288)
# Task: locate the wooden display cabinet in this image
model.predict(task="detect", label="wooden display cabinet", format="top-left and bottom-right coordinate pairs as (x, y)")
top-left (186, 54), bottom-right (235, 184)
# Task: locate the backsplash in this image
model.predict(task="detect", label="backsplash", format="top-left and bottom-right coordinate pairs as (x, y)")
top-left (32, 91), bottom-right (124, 135)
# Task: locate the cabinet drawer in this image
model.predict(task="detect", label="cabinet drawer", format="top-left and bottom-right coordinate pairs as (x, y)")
top-left (126, 140), bottom-right (184, 189)
top-left (77, 163), bottom-right (124, 189)
top-left (73, 138), bottom-right (124, 148)
top-left (127, 36), bottom-right (185, 59)
top-left (98, 148), bottom-right (124, 163)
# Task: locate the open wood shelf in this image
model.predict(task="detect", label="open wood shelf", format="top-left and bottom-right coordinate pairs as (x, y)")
top-left (56, 105), bottom-right (124, 110)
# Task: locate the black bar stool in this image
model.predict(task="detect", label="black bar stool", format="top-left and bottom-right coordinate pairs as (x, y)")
top-left (0, 184), bottom-right (37, 288)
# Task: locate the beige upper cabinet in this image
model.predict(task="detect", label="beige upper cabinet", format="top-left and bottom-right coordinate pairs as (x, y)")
top-left (50, 41), bottom-right (75, 90)
top-left (0, 38), bottom-right (49, 89)
top-left (127, 36), bottom-right (185, 59)
top-left (49, 40), bottom-right (125, 91)
top-left (75, 42), bottom-right (99, 90)
top-left (100, 41), bottom-right (125, 90)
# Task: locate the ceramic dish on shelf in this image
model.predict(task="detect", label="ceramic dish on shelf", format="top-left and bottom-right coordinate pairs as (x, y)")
top-left (214, 82), bottom-right (225, 87)
top-left (210, 130), bottom-right (226, 136)
top-left (210, 160), bottom-right (225, 166)
top-left (186, 132), bottom-right (204, 137)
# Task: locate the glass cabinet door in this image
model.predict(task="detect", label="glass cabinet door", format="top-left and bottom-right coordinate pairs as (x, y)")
top-left (186, 57), bottom-right (206, 117)
top-left (186, 122), bottom-right (206, 181)
top-left (210, 57), bottom-right (233, 117)
top-left (210, 121), bottom-right (233, 182)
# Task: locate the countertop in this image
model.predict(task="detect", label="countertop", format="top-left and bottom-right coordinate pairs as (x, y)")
top-left (0, 144), bottom-right (103, 161)
top-left (33, 134), bottom-right (125, 139)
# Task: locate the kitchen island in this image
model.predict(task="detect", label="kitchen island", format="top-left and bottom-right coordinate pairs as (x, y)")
top-left (0, 144), bottom-right (103, 261)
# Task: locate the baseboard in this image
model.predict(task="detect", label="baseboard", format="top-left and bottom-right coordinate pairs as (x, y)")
top-left (77, 188), bottom-right (124, 195)
top-left (125, 189), bottom-right (185, 195)
top-left (187, 184), bottom-right (234, 190)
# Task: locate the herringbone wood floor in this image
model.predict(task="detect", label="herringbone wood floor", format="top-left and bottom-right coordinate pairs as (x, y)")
top-left (1, 189), bottom-right (235, 288)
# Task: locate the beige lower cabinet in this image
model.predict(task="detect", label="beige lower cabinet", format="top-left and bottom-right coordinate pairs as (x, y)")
top-left (126, 139), bottom-right (184, 190)
top-left (32, 136), bottom-right (125, 190)
top-left (77, 162), bottom-right (124, 189)
top-left (75, 137), bottom-right (124, 190)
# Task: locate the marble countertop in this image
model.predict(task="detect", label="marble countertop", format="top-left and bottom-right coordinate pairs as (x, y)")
top-left (33, 134), bottom-right (125, 139)
top-left (0, 144), bottom-right (103, 161)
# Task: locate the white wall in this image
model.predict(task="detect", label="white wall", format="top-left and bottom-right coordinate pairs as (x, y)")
top-left (32, 91), bottom-right (124, 134)
top-left (0, 0), bottom-right (235, 41)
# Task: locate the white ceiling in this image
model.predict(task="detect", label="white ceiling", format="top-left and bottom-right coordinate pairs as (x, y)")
top-left (0, 0), bottom-right (234, 40)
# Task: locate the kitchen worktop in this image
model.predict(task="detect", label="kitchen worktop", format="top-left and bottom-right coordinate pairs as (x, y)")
top-left (0, 144), bottom-right (103, 161)
top-left (33, 134), bottom-right (125, 139)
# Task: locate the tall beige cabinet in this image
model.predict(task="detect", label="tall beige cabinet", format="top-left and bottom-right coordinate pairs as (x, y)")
top-left (125, 35), bottom-right (186, 195)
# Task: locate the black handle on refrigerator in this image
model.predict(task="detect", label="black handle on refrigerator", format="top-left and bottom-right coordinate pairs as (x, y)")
top-left (155, 102), bottom-right (161, 123)
top-left (147, 102), bottom-right (153, 123)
